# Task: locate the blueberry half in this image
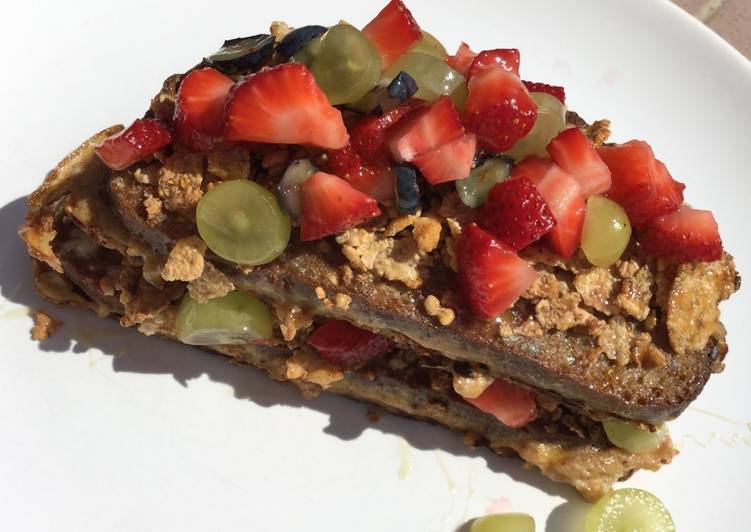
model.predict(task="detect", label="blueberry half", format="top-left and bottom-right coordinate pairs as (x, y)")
top-left (206, 34), bottom-right (275, 73)
top-left (393, 164), bottom-right (422, 214)
top-left (277, 25), bottom-right (328, 57)
top-left (387, 71), bottom-right (418, 102)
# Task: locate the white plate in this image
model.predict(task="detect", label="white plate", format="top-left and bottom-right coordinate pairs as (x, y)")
top-left (1, 1), bottom-right (749, 530)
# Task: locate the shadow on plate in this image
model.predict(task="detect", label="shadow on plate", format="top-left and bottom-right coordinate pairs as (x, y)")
top-left (1, 195), bottom-right (586, 526)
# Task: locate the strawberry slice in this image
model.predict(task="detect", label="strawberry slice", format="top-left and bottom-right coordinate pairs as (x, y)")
top-left (464, 378), bottom-right (538, 428)
top-left (456, 224), bottom-right (538, 320)
top-left (412, 133), bottom-right (476, 184)
top-left (547, 127), bottom-right (611, 196)
top-left (362, 0), bottom-right (422, 67)
top-left (95, 119), bottom-right (173, 171)
top-left (447, 42), bottom-right (477, 78)
top-left (479, 177), bottom-right (556, 251)
top-left (350, 105), bottom-right (413, 165)
top-left (224, 63), bottom-right (349, 149)
top-left (325, 145), bottom-right (394, 203)
top-left (639, 206), bottom-right (722, 263)
top-left (299, 171), bottom-right (381, 241)
top-left (174, 67), bottom-right (234, 152)
top-left (388, 96), bottom-right (464, 162)
top-left (466, 65), bottom-right (537, 153)
top-left (308, 319), bottom-right (395, 369)
top-left (467, 48), bottom-right (521, 79)
top-left (522, 81), bottom-right (565, 104)
top-left (512, 157), bottom-right (586, 258)
top-left (597, 140), bottom-right (685, 228)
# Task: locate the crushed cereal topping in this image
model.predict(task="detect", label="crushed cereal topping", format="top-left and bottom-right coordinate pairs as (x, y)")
top-left (161, 236), bottom-right (207, 282)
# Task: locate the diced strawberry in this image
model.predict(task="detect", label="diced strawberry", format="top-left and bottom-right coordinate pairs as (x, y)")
top-left (308, 319), bottom-right (395, 369)
top-left (479, 177), bottom-right (556, 251)
top-left (511, 157), bottom-right (586, 258)
top-left (447, 42), bottom-right (477, 78)
top-left (362, 0), bottom-right (422, 67)
top-left (324, 146), bottom-right (395, 203)
top-left (95, 119), bottom-right (173, 171)
top-left (639, 206), bottom-right (722, 263)
top-left (468, 49), bottom-right (521, 79)
top-left (466, 65), bottom-right (537, 153)
top-left (547, 128), bottom-right (611, 196)
top-left (597, 140), bottom-right (685, 228)
top-left (174, 67), bottom-right (234, 152)
top-left (224, 63), bottom-right (349, 150)
top-left (456, 224), bottom-right (538, 320)
top-left (350, 105), bottom-right (413, 165)
top-left (464, 378), bottom-right (538, 428)
top-left (388, 96), bottom-right (464, 162)
top-left (299, 171), bottom-right (381, 241)
top-left (411, 133), bottom-right (476, 184)
top-left (522, 81), bottom-right (565, 104)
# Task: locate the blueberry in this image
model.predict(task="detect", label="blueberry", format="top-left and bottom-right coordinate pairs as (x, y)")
top-left (387, 71), bottom-right (418, 102)
top-left (277, 25), bottom-right (328, 57)
top-left (207, 34), bottom-right (275, 73)
top-left (393, 164), bottom-right (422, 214)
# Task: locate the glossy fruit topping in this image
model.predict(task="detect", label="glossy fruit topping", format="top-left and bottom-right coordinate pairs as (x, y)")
top-left (639, 206), bottom-right (722, 262)
top-left (176, 291), bottom-right (273, 346)
top-left (505, 92), bottom-right (566, 162)
top-left (388, 96), bottom-right (464, 162)
top-left (206, 34), bottom-right (275, 74)
top-left (603, 419), bottom-right (667, 454)
top-left (412, 133), bottom-right (476, 184)
top-left (387, 71), bottom-right (419, 102)
top-left (393, 164), bottom-right (422, 213)
top-left (224, 63), bottom-right (349, 149)
top-left (466, 65), bottom-right (537, 153)
top-left (362, 0), bottom-right (422, 67)
top-left (95, 119), bottom-right (173, 171)
top-left (464, 377), bottom-right (538, 428)
top-left (456, 224), bottom-right (538, 319)
top-left (456, 157), bottom-right (512, 208)
top-left (299, 171), bottom-right (381, 241)
top-left (409, 30), bottom-right (448, 59)
top-left (278, 158), bottom-right (319, 219)
top-left (174, 67), bottom-right (234, 152)
top-left (277, 25), bottom-right (328, 57)
top-left (383, 52), bottom-right (467, 108)
top-left (547, 127), bottom-right (611, 196)
top-left (522, 81), bottom-right (565, 104)
top-left (308, 319), bottom-right (395, 369)
top-left (597, 140), bottom-right (685, 228)
top-left (470, 513), bottom-right (535, 532)
top-left (447, 42), bottom-right (477, 78)
top-left (479, 177), bottom-right (555, 251)
top-left (468, 48), bottom-right (521, 79)
top-left (586, 489), bottom-right (676, 532)
top-left (580, 196), bottom-right (632, 267)
top-left (197, 180), bottom-right (291, 266)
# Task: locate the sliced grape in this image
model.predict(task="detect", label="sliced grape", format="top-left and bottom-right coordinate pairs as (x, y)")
top-left (409, 30), bottom-right (448, 59)
top-left (603, 419), bottom-right (667, 454)
top-left (278, 159), bottom-right (319, 219)
top-left (383, 52), bottom-right (467, 109)
top-left (506, 92), bottom-right (566, 162)
top-left (290, 34), bottom-right (323, 65)
top-left (176, 291), bottom-right (273, 346)
top-left (196, 180), bottom-right (291, 266)
top-left (456, 157), bottom-right (511, 208)
top-left (586, 489), bottom-right (676, 532)
top-left (304, 24), bottom-right (381, 105)
top-left (470, 513), bottom-right (535, 532)
top-left (580, 196), bottom-right (632, 267)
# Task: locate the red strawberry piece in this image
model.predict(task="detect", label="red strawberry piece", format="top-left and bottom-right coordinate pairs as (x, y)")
top-left (547, 127), bottom-right (611, 196)
top-left (362, 0), bottom-right (422, 68)
top-left (350, 105), bottom-right (413, 165)
top-left (95, 119), bottom-right (173, 171)
top-left (639, 206), bottom-right (722, 262)
top-left (447, 42), bottom-right (477, 78)
top-left (597, 140), bottom-right (685, 228)
top-left (308, 319), bottom-right (395, 369)
top-left (174, 67), bottom-right (234, 152)
top-left (466, 65), bottom-right (537, 153)
top-left (388, 96), bottom-right (464, 162)
top-left (456, 224), bottom-right (538, 320)
top-left (479, 177), bottom-right (556, 251)
top-left (299, 171), bottom-right (381, 241)
top-left (224, 63), bottom-right (349, 149)
top-left (464, 378), bottom-right (538, 428)
top-left (511, 157), bottom-right (586, 258)
top-left (412, 133), bottom-right (476, 184)
top-left (324, 146), bottom-right (395, 203)
top-left (522, 81), bottom-right (565, 104)
top-left (468, 48), bottom-right (521, 79)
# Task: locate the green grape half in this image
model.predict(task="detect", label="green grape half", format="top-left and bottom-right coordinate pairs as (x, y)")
top-left (306, 24), bottom-right (381, 105)
top-left (290, 34), bottom-right (323, 65)
top-left (506, 92), bottom-right (566, 162)
top-left (580, 196), bottom-right (632, 267)
top-left (196, 180), bottom-right (291, 266)
top-left (586, 489), bottom-right (676, 532)
top-left (603, 419), bottom-right (667, 454)
top-left (456, 158), bottom-right (511, 208)
top-left (470, 513), bottom-right (536, 532)
top-left (383, 52), bottom-right (467, 109)
top-left (176, 291), bottom-right (273, 346)
top-left (409, 30), bottom-right (448, 59)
